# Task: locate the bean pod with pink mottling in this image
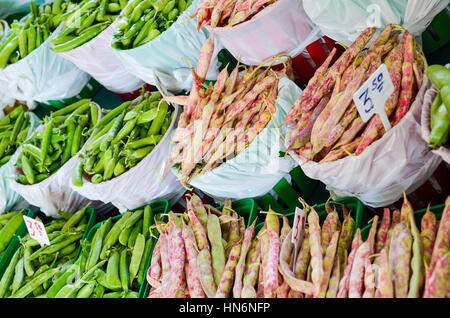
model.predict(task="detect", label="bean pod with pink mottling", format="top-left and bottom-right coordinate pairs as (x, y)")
top-left (348, 241), bottom-right (371, 298)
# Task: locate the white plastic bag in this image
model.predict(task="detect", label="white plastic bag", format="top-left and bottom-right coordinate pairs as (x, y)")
top-left (178, 75), bottom-right (297, 201)
top-left (0, 23), bottom-right (90, 109)
top-left (303, 0), bottom-right (449, 46)
top-left (55, 21), bottom-right (144, 94)
top-left (207, 0), bottom-right (322, 66)
top-left (421, 63), bottom-right (450, 164)
top-left (70, 95), bottom-right (185, 213)
top-left (0, 111), bottom-right (40, 214)
top-left (113, 0), bottom-right (223, 93)
top-left (289, 72), bottom-right (442, 208)
top-left (8, 104), bottom-right (103, 217)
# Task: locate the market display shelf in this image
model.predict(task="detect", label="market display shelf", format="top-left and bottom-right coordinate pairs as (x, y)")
top-left (142, 198), bottom-right (258, 298)
top-left (0, 207), bottom-right (96, 282)
top-left (84, 199), bottom-right (169, 299)
top-left (255, 196), bottom-right (364, 234)
top-left (360, 203), bottom-right (445, 241)
top-left (0, 209), bottom-right (34, 278)
top-left (255, 166), bottom-right (330, 215)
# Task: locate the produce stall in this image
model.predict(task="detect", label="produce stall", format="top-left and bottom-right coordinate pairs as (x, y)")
top-left (0, 0), bottom-right (448, 302)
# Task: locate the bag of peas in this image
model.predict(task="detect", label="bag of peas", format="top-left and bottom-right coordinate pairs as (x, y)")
top-left (49, 0), bottom-right (144, 94)
top-left (0, 107), bottom-right (40, 212)
top-left (8, 99), bottom-right (103, 217)
top-left (0, 1), bottom-right (91, 109)
top-left (112, 0), bottom-right (223, 93)
top-left (70, 90), bottom-right (185, 213)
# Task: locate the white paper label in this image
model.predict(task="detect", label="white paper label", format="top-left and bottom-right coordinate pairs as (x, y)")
top-left (291, 207), bottom-right (306, 271)
top-left (353, 64), bottom-right (394, 131)
top-left (23, 216), bottom-right (50, 247)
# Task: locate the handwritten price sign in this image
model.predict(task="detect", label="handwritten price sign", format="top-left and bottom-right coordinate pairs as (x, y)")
top-left (23, 216), bottom-right (50, 247)
top-left (353, 64), bottom-right (394, 131)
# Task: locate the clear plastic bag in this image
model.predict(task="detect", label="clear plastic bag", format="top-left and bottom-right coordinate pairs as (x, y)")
top-left (289, 70), bottom-right (443, 208)
top-left (0, 24), bottom-right (90, 109)
top-left (303, 0), bottom-right (449, 46)
top-left (206, 0), bottom-right (322, 65)
top-left (8, 104), bottom-right (103, 217)
top-left (70, 95), bottom-right (185, 213)
top-left (55, 21), bottom-right (144, 94)
top-left (0, 111), bottom-right (40, 213)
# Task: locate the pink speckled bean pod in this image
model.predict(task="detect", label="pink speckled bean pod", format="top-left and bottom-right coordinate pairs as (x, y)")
top-left (215, 242), bottom-right (242, 298)
top-left (187, 207), bottom-right (209, 251)
top-left (264, 228), bottom-right (281, 298)
top-left (375, 208), bottom-right (391, 253)
top-left (337, 229), bottom-right (363, 298)
top-left (423, 252), bottom-right (450, 298)
top-left (428, 197), bottom-right (450, 276)
top-left (421, 206), bottom-right (437, 267)
top-left (326, 258), bottom-right (340, 298)
top-left (375, 247), bottom-right (394, 298)
top-left (148, 239), bottom-right (162, 288)
top-left (197, 248), bottom-right (217, 298)
top-left (165, 221), bottom-right (186, 298)
top-left (362, 258), bottom-right (375, 298)
top-left (348, 241), bottom-right (371, 298)
top-left (392, 223), bottom-right (413, 298)
top-left (318, 231), bottom-right (340, 297)
top-left (182, 219), bottom-right (205, 298)
top-left (233, 221), bottom-right (256, 298)
top-left (308, 207), bottom-right (324, 296)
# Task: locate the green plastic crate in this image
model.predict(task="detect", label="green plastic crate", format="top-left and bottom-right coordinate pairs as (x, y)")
top-left (83, 200), bottom-right (169, 299)
top-left (38, 77), bottom-right (102, 112)
top-left (422, 9), bottom-right (450, 55)
top-left (360, 204), bottom-right (445, 241)
top-left (0, 209), bottom-right (34, 278)
top-left (0, 207), bottom-right (96, 282)
top-left (142, 198), bottom-right (258, 298)
top-left (255, 166), bottom-right (329, 214)
top-left (255, 197), bottom-right (364, 235)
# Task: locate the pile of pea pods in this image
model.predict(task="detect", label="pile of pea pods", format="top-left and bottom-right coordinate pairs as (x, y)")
top-left (73, 89), bottom-right (173, 186)
top-left (0, 206), bottom-right (91, 298)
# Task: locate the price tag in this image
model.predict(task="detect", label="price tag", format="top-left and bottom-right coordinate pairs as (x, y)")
top-left (291, 207), bottom-right (306, 271)
top-left (23, 216), bottom-right (50, 247)
top-left (353, 64), bottom-right (394, 131)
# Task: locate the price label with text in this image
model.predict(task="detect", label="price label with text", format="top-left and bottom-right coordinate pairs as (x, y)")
top-left (23, 216), bottom-right (50, 247)
top-left (291, 207), bottom-right (306, 271)
top-left (353, 63), bottom-right (394, 131)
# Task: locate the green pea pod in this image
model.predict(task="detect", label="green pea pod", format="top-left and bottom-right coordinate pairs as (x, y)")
top-left (440, 84), bottom-right (450, 113)
top-left (90, 102), bottom-right (99, 128)
top-left (76, 281), bottom-right (96, 298)
top-left (168, 8), bottom-right (179, 21)
top-left (52, 99), bottom-right (91, 117)
top-left (113, 158), bottom-right (126, 177)
top-left (108, 2), bottom-right (121, 13)
top-left (21, 155), bottom-right (36, 185)
top-left (77, 10), bottom-right (98, 35)
top-left (91, 173), bottom-right (103, 184)
top-left (92, 101), bottom-right (132, 135)
top-left (127, 146), bottom-right (153, 161)
top-left (46, 263), bottom-right (79, 298)
top-left (0, 36), bottom-right (19, 69)
top-left (431, 93), bottom-right (442, 131)
top-left (132, 17), bottom-right (155, 48)
top-left (11, 257), bottom-right (25, 295)
top-left (35, 26), bottom-right (43, 49)
top-left (142, 205), bottom-right (152, 239)
top-left (129, 233), bottom-right (145, 286)
top-left (41, 119), bottom-right (54, 164)
top-left (18, 28), bottom-right (28, 59)
top-left (101, 112), bottom-right (125, 152)
top-left (62, 207), bottom-right (87, 232)
top-left (51, 23), bottom-right (108, 53)
top-left (426, 65), bottom-right (450, 91)
top-left (0, 155), bottom-right (11, 165)
top-left (178, 0), bottom-right (186, 12)
top-left (126, 135), bottom-right (162, 149)
top-left (0, 248), bottom-right (21, 297)
top-left (111, 117), bottom-right (137, 144)
top-left (52, 0), bottom-right (63, 15)
top-left (139, 28), bottom-right (160, 46)
top-left (127, 219), bottom-right (143, 248)
top-left (130, 0), bottom-right (153, 23)
top-left (121, 19), bottom-right (146, 48)
top-left (119, 248), bottom-right (130, 291)
top-left (162, 0), bottom-right (176, 15)
top-left (0, 137), bottom-right (9, 160)
top-left (94, 284), bottom-right (105, 298)
top-left (72, 160), bottom-right (84, 187)
top-left (152, 0), bottom-right (170, 12)
top-left (106, 250), bottom-right (122, 290)
top-left (137, 236), bottom-right (152, 285)
top-left (71, 125), bottom-right (83, 157)
top-left (148, 101), bottom-right (169, 135)
top-left (119, 223), bottom-right (133, 246)
top-left (27, 25), bottom-right (36, 53)
top-left (429, 103), bottom-right (450, 148)
top-left (102, 150), bottom-right (115, 181)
